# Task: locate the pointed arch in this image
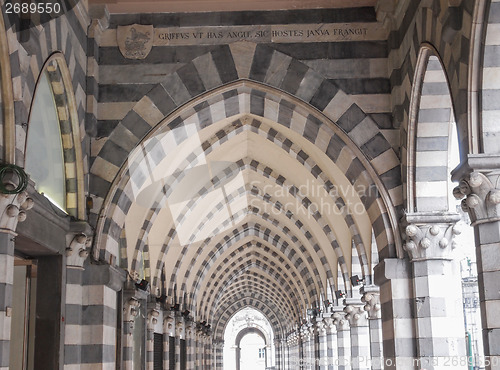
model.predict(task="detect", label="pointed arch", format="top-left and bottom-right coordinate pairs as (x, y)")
top-left (24, 53), bottom-right (85, 219)
top-left (407, 45), bottom-right (460, 213)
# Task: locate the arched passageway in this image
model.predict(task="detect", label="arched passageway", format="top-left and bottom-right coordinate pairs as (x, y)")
top-left (0, 2), bottom-right (500, 370)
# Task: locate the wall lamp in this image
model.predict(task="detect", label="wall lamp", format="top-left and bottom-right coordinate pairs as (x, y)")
top-left (350, 275), bottom-right (364, 287)
top-left (135, 279), bottom-right (149, 291)
top-left (335, 290), bottom-right (345, 299)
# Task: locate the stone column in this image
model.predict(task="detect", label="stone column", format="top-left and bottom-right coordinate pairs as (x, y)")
top-left (146, 305), bottom-right (160, 370)
top-left (194, 330), bottom-right (201, 369)
top-left (0, 186), bottom-right (33, 369)
top-left (291, 331), bottom-right (300, 369)
top-left (206, 335), bottom-right (213, 369)
top-left (317, 319), bottom-right (328, 370)
top-left (163, 314), bottom-right (174, 370)
top-left (214, 339), bottom-right (224, 370)
top-left (374, 258), bottom-right (416, 369)
top-left (402, 213), bottom-right (467, 369)
top-left (287, 332), bottom-right (297, 369)
top-left (345, 300), bottom-right (370, 370)
top-left (123, 296), bottom-right (141, 370)
top-left (64, 227), bottom-right (91, 368)
top-left (301, 325), bottom-right (311, 369)
top-left (309, 324), bottom-right (318, 370)
top-left (284, 336), bottom-right (291, 370)
top-left (453, 167), bottom-right (500, 370)
top-left (275, 336), bottom-right (283, 370)
top-left (175, 319), bottom-right (185, 370)
top-left (333, 308), bottom-right (351, 370)
top-left (196, 330), bottom-right (204, 370)
top-left (81, 263), bottom-right (126, 369)
top-left (323, 316), bottom-right (337, 370)
top-left (361, 286), bottom-right (383, 370)
top-left (185, 322), bottom-right (195, 370)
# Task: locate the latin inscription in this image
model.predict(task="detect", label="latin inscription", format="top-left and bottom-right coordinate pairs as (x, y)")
top-left (153, 23), bottom-right (384, 46)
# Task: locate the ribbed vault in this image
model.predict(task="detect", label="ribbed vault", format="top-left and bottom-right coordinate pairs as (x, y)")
top-left (97, 80), bottom-right (399, 337)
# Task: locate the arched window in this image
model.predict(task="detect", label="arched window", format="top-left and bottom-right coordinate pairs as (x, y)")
top-left (25, 69), bottom-right (66, 211)
top-left (24, 55), bottom-right (84, 218)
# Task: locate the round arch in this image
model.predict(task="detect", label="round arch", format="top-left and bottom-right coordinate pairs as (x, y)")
top-left (235, 327), bottom-right (267, 347)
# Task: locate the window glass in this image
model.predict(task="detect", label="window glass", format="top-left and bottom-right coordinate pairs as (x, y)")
top-left (25, 71), bottom-right (66, 211)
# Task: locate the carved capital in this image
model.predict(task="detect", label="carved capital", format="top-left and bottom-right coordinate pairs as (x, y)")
top-left (147, 306), bottom-right (160, 330)
top-left (0, 189), bottom-right (33, 232)
top-left (315, 320), bottom-right (327, 336)
top-left (454, 171), bottom-right (500, 225)
top-left (300, 325), bottom-right (310, 341)
top-left (176, 320), bottom-right (185, 338)
top-left (185, 321), bottom-right (195, 339)
top-left (307, 324), bottom-right (316, 338)
top-left (402, 214), bottom-right (461, 261)
top-left (163, 314), bottom-right (175, 336)
top-left (322, 316), bottom-right (336, 334)
top-left (66, 233), bottom-right (92, 268)
top-left (344, 304), bottom-right (368, 327)
top-left (361, 285), bottom-right (381, 319)
top-left (332, 311), bottom-right (350, 331)
top-left (123, 297), bottom-right (141, 331)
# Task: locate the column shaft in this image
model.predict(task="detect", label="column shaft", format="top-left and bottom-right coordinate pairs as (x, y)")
top-left (326, 329), bottom-right (338, 370)
top-left (368, 318), bottom-right (383, 370)
top-left (337, 327), bottom-right (351, 370)
top-left (374, 258), bottom-right (416, 369)
top-left (412, 258), bottom-right (467, 368)
top-left (0, 232), bottom-right (14, 370)
top-left (475, 222), bottom-right (500, 370)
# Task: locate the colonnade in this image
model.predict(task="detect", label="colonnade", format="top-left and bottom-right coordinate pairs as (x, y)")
top-left (285, 288), bottom-right (381, 370)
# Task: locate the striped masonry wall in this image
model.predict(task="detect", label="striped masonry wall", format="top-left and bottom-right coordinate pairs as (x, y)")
top-left (368, 317), bottom-right (383, 370)
top-left (3, 2), bottom-right (90, 183)
top-left (482, 0), bottom-right (500, 153)
top-left (374, 258), bottom-right (416, 369)
top-left (412, 257), bottom-right (467, 368)
top-left (392, 0), bottom-right (475, 190)
top-left (0, 233), bottom-right (14, 370)
top-left (64, 265), bottom-right (85, 369)
top-left (80, 263), bottom-right (123, 370)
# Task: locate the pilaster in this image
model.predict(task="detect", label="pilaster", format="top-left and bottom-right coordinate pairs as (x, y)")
top-left (452, 156), bottom-right (500, 369)
top-left (344, 299), bottom-right (370, 370)
top-left (332, 307), bottom-right (351, 370)
top-left (402, 213), bottom-right (467, 369)
top-left (361, 285), bottom-right (383, 370)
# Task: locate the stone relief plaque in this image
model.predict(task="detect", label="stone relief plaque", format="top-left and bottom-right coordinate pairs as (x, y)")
top-left (117, 24), bottom-right (154, 59)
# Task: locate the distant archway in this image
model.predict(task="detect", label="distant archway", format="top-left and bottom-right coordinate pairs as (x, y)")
top-left (223, 307), bottom-right (274, 370)
top-left (236, 328), bottom-right (267, 370)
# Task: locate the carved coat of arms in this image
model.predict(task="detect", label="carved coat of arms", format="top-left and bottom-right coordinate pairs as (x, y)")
top-left (117, 24), bottom-right (154, 60)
